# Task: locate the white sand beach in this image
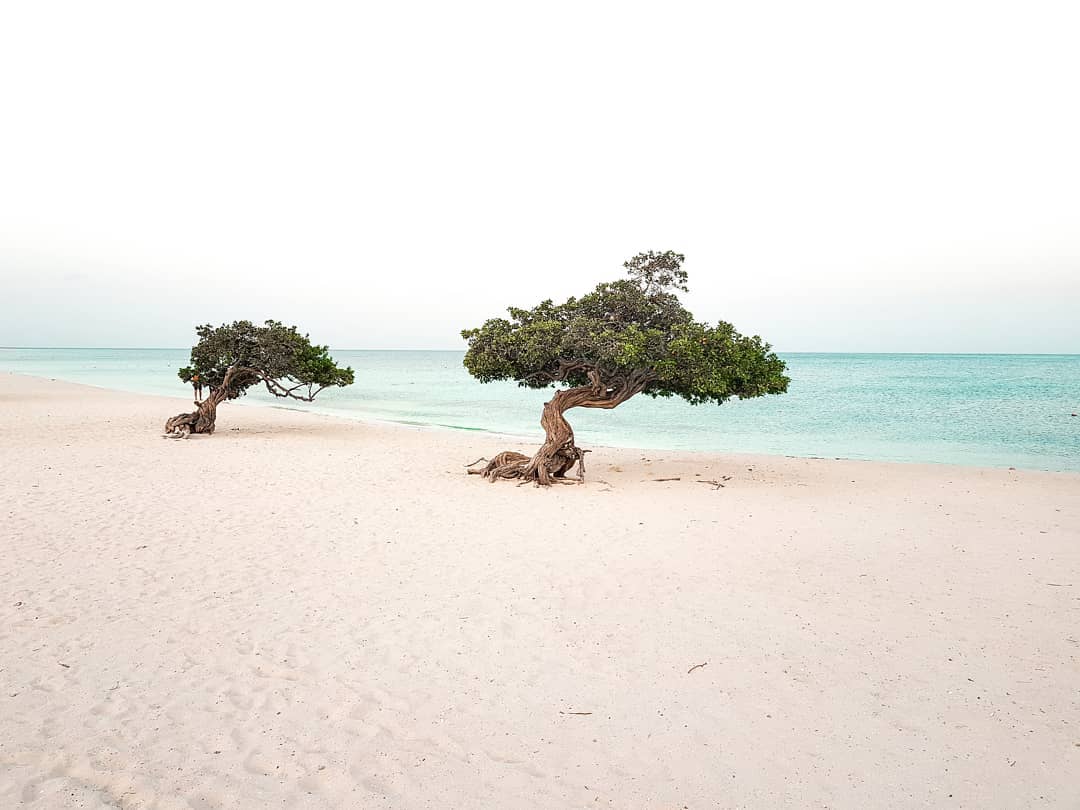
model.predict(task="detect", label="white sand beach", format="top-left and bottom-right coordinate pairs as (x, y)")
top-left (2, 372), bottom-right (1078, 809)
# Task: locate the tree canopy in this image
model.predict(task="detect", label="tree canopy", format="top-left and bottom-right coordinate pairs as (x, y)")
top-left (461, 251), bottom-right (789, 406)
top-left (178, 320), bottom-right (354, 402)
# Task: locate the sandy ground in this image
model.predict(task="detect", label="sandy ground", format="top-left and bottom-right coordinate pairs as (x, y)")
top-left (1, 372), bottom-right (1078, 809)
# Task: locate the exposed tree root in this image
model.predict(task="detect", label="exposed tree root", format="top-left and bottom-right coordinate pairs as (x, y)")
top-left (163, 411), bottom-right (196, 438)
top-left (163, 397), bottom-right (220, 438)
top-left (486, 446), bottom-right (588, 485)
top-left (470, 448), bottom-right (587, 485)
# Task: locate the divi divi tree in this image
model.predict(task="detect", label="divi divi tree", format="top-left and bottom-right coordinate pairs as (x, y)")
top-left (461, 252), bottom-right (789, 485)
top-left (164, 320), bottom-right (354, 437)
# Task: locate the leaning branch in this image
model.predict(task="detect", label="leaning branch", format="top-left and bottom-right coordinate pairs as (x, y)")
top-left (523, 359), bottom-right (597, 386)
top-left (261, 375), bottom-right (327, 402)
top-left (523, 360), bottom-right (653, 393)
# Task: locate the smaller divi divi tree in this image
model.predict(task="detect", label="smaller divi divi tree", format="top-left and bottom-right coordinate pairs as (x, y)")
top-left (164, 320), bottom-right (354, 437)
top-left (461, 251), bottom-right (789, 485)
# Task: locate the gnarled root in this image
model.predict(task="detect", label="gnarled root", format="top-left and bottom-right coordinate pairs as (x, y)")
top-left (163, 411), bottom-right (197, 439)
top-left (467, 451), bottom-right (531, 479)
top-left (163, 399), bottom-right (218, 438)
top-left (468, 443), bottom-right (590, 485)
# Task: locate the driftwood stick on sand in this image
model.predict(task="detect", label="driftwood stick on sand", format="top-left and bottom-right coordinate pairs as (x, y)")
top-left (697, 476), bottom-right (733, 490)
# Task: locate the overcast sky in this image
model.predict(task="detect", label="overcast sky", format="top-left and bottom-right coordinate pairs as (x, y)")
top-left (1, 1), bottom-right (1077, 352)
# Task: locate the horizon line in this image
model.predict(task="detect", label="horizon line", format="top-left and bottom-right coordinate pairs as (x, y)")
top-left (3, 346), bottom-right (1080, 357)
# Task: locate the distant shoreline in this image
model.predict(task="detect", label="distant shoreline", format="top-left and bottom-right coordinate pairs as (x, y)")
top-left (3, 346), bottom-right (1080, 355)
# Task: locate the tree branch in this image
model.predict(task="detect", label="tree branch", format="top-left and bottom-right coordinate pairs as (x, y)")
top-left (262, 375), bottom-right (324, 402)
top-left (521, 360), bottom-right (656, 406)
top-left (212, 365), bottom-right (324, 403)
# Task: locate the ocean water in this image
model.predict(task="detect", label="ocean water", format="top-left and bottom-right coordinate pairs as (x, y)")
top-left (2, 348), bottom-right (1078, 473)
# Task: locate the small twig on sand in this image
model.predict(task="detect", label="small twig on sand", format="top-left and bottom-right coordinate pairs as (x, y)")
top-left (687, 662), bottom-right (708, 674)
top-left (697, 476), bottom-right (733, 490)
top-left (560, 711), bottom-right (593, 715)
top-left (652, 477), bottom-right (681, 482)
top-left (1047, 583), bottom-right (1071, 587)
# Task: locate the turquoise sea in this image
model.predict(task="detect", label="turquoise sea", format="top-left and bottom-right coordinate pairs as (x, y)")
top-left (2, 348), bottom-right (1078, 473)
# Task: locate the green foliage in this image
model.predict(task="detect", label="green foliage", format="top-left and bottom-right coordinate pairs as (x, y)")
top-left (178, 320), bottom-right (354, 401)
top-left (461, 252), bottom-right (789, 405)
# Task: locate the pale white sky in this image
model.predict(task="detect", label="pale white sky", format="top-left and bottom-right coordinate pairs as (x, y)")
top-left (1, 1), bottom-right (1077, 352)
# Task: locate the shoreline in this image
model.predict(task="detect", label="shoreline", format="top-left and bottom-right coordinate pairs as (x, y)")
top-left (3, 370), bottom-right (1076, 479)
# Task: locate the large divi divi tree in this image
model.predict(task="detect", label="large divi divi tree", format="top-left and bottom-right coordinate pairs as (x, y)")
top-left (461, 251), bottom-right (789, 485)
top-left (164, 320), bottom-right (354, 437)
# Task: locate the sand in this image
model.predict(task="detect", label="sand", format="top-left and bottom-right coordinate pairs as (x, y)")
top-left (1, 372), bottom-right (1078, 809)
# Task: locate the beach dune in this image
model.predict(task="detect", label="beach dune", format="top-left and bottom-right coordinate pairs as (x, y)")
top-left (1, 373), bottom-right (1078, 808)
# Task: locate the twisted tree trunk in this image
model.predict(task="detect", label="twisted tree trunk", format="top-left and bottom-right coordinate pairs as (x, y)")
top-left (471, 367), bottom-right (654, 485)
